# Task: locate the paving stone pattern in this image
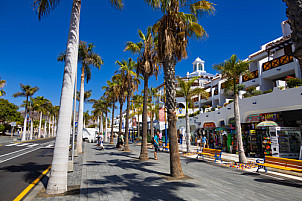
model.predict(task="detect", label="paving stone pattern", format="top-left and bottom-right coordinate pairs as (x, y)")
top-left (32, 141), bottom-right (302, 201)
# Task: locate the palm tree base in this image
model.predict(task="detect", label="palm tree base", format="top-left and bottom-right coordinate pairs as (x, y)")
top-left (109, 142), bottom-right (114, 144)
top-left (139, 154), bottom-right (149, 160)
top-left (122, 145), bottom-right (131, 152)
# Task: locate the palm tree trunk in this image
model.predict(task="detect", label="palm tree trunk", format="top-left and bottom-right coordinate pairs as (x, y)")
top-left (22, 96), bottom-right (28, 141)
top-left (234, 93), bottom-right (247, 163)
top-left (44, 117), bottom-right (47, 137)
top-left (48, 120), bottom-right (51, 137)
top-left (38, 111), bottom-right (42, 138)
top-left (104, 113), bottom-right (108, 142)
top-left (110, 103), bottom-right (115, 144)
top-left (52, 116), bottom-right (54, 136)
top-left (137, 113), bottom-right (140, 137)
top-left (163, 57), bottom-right (184, 178)
top-left (139, 76), bottom-right (149, 160)
top-left (123, 91), bottom-right (131, 151)
top-left (76, 66), bottom-right (85, 153)
top-left (150, 112), bottom-right (154, 139)
top-left (100, 113), bottom-right (103, 137)
top-left (46, 0), bottom-right (81, 194)
top-left (185, 100), bottom-right (191, 152)
top-left (30, 117), bottom-right (33, 140)
top-left (116, 101), bottom-right (123, 148)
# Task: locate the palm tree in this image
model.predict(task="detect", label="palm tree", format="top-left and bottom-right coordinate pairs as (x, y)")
top-left (148, 87), bottom-right (159, 139)
top-left (283, 1), bottom-right (302, 73)
top-left (213, 54), bottom-right (251, 163)
top-left (59, 41), bottom-right (103, 153)
top-left (145, 0), bottom-right (214, 177)
top-left (116, 58), bottom-right (140, 151)
top-left (113, 73), bottom-right (127, 148)
top-left (103, 76), bottom-right (119, 144)
top-left (0, 77), bottom-right (6, 96)
top-left (31, 96), bottom-right (50, 138)
top-left (132, 94), bottom-right (143, 138)
top-left (32, 0), bottom-right (124, 194)
top-left (176, 76), bottom-right (208, 152)
top-left (76, 89), bottom-right (93, 103)
top-left (13, 84), bottom-right (39, 141)
top-left (125, 27), bottom-right (159, 160)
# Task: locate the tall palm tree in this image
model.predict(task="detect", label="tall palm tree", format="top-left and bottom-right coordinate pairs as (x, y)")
top-left (76, 89), bottom-right (93, 103)
top-left (148, 87), bottom-right (159, 139)
top-left (32, 0), bottom-right (123, 194)
top-left (13, 84), bottom-right (39, 141)
top-left (213, 54), bottom-right (251, 163)
top-left (0, 77), bottom-right (6, 97)
top-left (283, 0), bottom-right (302, 73)
top-left (59, 41), bottom-right (103, 153)
top-left (146, 0), bottom-right (214, 177)
top-left (103, 76), bottom-right (119, 144)
top-left (132, 94), bottom-right (143, 138)
top-left (113, 73), bottom-right (127, 148)
top-left (176, 76), bottom-right (208, 152)
top-left (125, 27), bottom-right (159, 160)
top-left (116, 58), bottom-right (140, 151)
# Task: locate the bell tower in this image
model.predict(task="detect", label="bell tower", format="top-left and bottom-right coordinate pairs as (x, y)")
top-left (192, 57), bottom-right (205, 72)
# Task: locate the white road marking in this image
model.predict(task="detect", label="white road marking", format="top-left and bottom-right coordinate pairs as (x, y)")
top-left (0, 148), bottom-right (30, 158)
top-left (0, 146), bottom-right (42, 164)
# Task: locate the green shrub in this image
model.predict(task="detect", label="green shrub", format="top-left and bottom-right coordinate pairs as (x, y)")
top-left (211, 108), bottom-right (215, 111)
top-left (263, 89), bottom-right (273, 94)
top-left (228, 100), bottom-right (234, 104)
top-left (0, 124), bottom-right (5, 132)
top-left (252, 90), bottom-right (262, 96)
top-left (243, 93), bottom-right (253, 98)
top-left (189, 110), bottom-right (200, 117)
top-left (286, 77), bottom-right (302, 88)
top-left (147, 134), bottom-right (151, 143)
top-left (246, 86), bottom-right (256, 94)
top-left (178, 115), bottom-right (185, 119)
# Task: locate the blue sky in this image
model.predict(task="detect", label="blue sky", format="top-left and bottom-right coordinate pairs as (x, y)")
top-left (0, 0), bottom-right (287, 118)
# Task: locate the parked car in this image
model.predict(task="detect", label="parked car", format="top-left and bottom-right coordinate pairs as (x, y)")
top-left (82, 128), bottom-right (97, 143)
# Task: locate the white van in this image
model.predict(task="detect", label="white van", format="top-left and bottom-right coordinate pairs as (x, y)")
top-left (82, 128), bottom-right (97, 143)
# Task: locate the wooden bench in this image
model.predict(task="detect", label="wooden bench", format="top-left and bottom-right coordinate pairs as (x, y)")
top-left (256, 156), bottom-right (302, 173)
top-left (197, 148), bottom-right (223, 163)
top-left (161, 142), bottom-right (169, 151)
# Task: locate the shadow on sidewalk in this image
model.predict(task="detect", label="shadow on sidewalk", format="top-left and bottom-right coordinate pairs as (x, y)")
top-left (254, 178), bottom-right (302, 188)
top-left (83, 172), bottom-right (198, 200)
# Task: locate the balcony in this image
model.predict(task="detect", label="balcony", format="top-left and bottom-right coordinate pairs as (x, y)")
top-left (262, 55), bottom-right (294, 72)
top-left (243, 70), bottom-right (258, 82)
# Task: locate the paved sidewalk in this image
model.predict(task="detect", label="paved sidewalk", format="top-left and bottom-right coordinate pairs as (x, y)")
top-left (29, 141), bottom-right (302, 201)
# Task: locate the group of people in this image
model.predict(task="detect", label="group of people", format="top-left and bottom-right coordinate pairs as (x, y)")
top-left (196, 134), bottom-right (207, 152)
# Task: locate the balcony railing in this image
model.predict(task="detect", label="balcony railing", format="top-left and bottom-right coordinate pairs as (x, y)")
top-left (243, 70), bottom-right (259, 82)
top-left (262, 55), bottom-right (294, 72)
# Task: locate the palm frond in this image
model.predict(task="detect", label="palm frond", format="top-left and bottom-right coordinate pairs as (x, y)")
top-left (32, 0), bottom-right (60, 21)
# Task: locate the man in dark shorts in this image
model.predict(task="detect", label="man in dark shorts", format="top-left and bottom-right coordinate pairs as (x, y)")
top-left (154, 132), bottom-right (159, 160)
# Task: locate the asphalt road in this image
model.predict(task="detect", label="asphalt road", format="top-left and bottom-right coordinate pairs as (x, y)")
top-left (0, 138), bottom-right (54, 201)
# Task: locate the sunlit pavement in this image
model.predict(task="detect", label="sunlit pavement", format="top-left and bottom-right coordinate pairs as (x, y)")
top-left (29, 140), bottom-right (302, 201)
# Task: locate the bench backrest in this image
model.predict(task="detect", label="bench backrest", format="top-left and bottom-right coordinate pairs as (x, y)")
top-left (203, 148), bottom-right (221, 155)
top-left (265, 156), bottom-right (302, 170)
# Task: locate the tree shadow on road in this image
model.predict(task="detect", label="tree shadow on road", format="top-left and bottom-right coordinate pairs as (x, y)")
top-left (0, 162), bottom-right (49, 183)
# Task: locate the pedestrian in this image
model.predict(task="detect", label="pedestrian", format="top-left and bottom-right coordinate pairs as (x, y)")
top-left (197, 134), bottom-right (202, 151)
top-left (201, 134), bottom-right (207, 151)
top-left (96, 133), bottom-right (101, 150)
top-left (154, 132), bottom-right (159, 160)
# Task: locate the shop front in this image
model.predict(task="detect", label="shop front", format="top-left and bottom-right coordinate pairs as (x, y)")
top-left (203, 122), bottom-right (217, 149)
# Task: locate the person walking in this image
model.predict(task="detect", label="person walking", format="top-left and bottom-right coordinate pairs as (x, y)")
top-left (201, 134), bottom-right (207, 152)
top-left (154, 132), bottom-right (159, 160)
top-left (197, 134), bottom-right (202, 151)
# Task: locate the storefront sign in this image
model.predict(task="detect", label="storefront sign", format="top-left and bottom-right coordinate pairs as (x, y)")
top-left (133, 118), bottom-right (137, 127)
top-left (203, 122), bottom-right (216, 128)
top-left (159, 108), bottom-right (165, 122)
top-left (260, 113), bottom-right (279, 122)
top-left (246, 114), bottom-right (260, 123)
